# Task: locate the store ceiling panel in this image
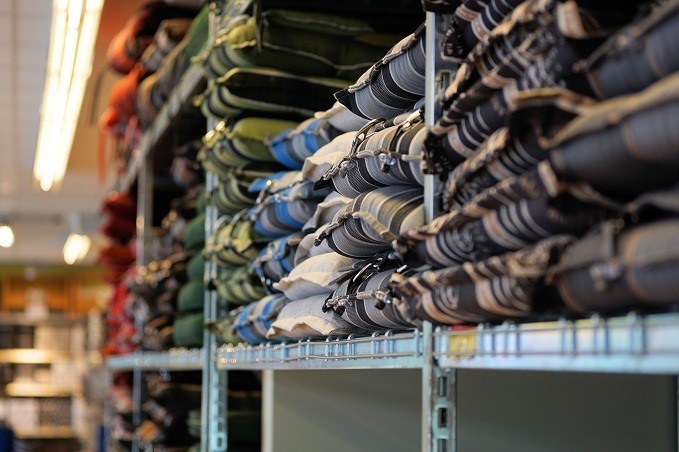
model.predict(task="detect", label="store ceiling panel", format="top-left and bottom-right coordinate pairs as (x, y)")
top-left (0, 0), bottom-right (145, 264)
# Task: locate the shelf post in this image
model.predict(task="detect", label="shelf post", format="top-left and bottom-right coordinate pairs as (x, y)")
top-left (424, 11), bottom-right (437, 224)
top-left (201, 5), bottom-right (228, 451)
top-left (130, 146), bottom-right (154, 452)
top-left (424, 9), bottom-right (457, 452)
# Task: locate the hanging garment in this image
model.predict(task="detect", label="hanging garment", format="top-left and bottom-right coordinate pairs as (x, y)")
top-left (315, 113), bottom-right (427, 198)
top-left (335, 23), bottom-right (427, 120)
top-left (389, 235), bottom-right (572, 324)
top-left (548, 72), bottom-right (679, 199)
top-left (199, 67), bottom-right (348, 120)
top-left (394, 162), bottom-right (616, 268)
top-left (583, 0), bottom-right (679, 100)
top-left (317, 185), bottom-right (425, 258)
top-left (267, 294), bottom-right (361, 340)
top-left (551, 186), bottom-right (679, 314)
top-left (207, 9), bottom-right (398, 80)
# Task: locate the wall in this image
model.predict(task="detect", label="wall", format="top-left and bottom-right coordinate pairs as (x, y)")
top-left (269, 370), bottom-right (676, 452)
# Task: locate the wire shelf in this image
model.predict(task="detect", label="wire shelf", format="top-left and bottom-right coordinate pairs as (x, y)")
top-left (217, 330), bottom-right (425, 370)
top-left (106, 348), bottom-right (204, 371)
top-left (434, 312), bottom-right (679, 374)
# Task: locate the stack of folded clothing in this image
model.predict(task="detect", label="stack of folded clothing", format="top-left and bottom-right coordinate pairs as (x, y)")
top-left (388, 0), bottom-right (679, 325)
top-left (101, 1), bottom-right (207, 171)
top-left (202, 12), bottom-right (441, 343)
top-left (197, 4), bottom-right (428, 342)
top-left (132, 370), bottom-right (261, 451)
top-left (99, 193), bottom-right (138, 357)
top-left (107, 375), bottom-right (135, 449)
top-left (129, 160), bottom-right (207, 352)
top-left (137, 371), bottom-right (203, 450)
top-left (220, 0), bottom-right (679, 343)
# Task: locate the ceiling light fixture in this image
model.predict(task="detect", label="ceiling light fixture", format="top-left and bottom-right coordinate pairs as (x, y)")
top-left (33, 0), bottom-right (104, 192)
top-left (0, 223), bottom-right (15, 248)
top-left (62, 213), bottom-right (91, 264)
top-left (63, 233), bottom-right (91, 265)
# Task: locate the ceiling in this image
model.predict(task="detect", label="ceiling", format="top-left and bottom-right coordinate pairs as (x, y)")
top-left (0, 0), bottom-right (144, 265)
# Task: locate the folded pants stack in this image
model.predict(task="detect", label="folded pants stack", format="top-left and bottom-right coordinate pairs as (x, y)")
top-left (136, 372), bottom-right (202, 450)
top-left (102, 3), bottom-right (213, 450)
top-left (388, 0), bottom-right (679, 325)
top-left (99, 192), bottom-right (139, 358)
top-left (197, 4), bottom-right (428, 343)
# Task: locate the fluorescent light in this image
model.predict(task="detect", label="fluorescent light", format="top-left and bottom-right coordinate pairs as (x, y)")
top-left (63, 233), bottom-right (91, 265)
top-left (0, 225), bottom-right (15, 248)
top-left (34, 0), bottom-right (104, 192)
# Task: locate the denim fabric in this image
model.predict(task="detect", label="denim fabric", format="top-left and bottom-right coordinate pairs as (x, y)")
top-left (252, 233), bottom-right (304, 291)
top-left (442, 88), bottom-right (595, 209)
top-left (585, 0), bottom-right (679, 99)
top-left (318, 186), bottom-right (425, 259)
top-left (335, 24), bottom-right (427, 120)
top-left (390, 235), bottom-right (572, 324)
top-left (326, 268), bottom-right (419, 331)
top-left (315, 114), bottom-right (427, 197)
top-left (553, 201), bottom-right (679, 314)
top-left (394, 162), bottom-right (616, 268)
top-left (550, 73), bottom-right (679, 199)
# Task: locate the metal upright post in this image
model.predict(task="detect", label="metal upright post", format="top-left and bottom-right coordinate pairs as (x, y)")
top-left (132, 151), bottom-right (153, 452)
top-left (201, 5), bottom-right (228, 451)
top-left (422, 320), bottom-right (434, 452)
top-left (424, 10), bottom-right (457, 452)
top-left (423, 11), bottom-right (437, 225)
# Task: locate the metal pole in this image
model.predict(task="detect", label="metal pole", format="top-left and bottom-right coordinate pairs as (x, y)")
top-left (132, 151), bottom-right (153, 452)
top-left (203, 10), bottom-right (228, 451)
top-left (422, 321), bottom-right (434, 452)
top-left (424, 11), bottom-right (437, 224)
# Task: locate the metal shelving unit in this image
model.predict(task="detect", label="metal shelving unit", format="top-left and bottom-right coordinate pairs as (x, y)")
top-left (104, 2), bottom-right (679, 452)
